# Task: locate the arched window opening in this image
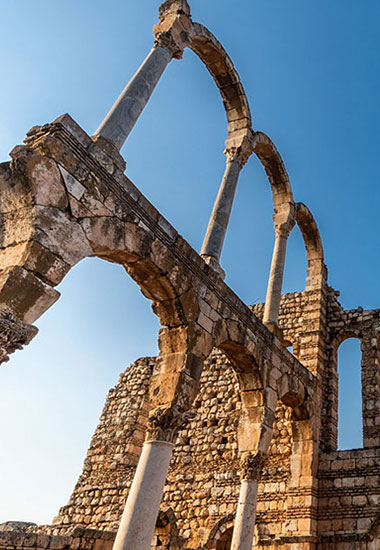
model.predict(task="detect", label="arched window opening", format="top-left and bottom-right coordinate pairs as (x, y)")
top-left (216, 526), bottom-right (233, 550)
top-left (337, 338), bottom-right (363, 450)
top-left (0, 257), bottom-right (160, 525)
top-left (283, 339), bottom-right (294, 355)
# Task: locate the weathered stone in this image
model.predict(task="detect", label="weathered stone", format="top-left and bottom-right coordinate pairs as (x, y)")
top-left (0, 2), bottom-right (378, 549)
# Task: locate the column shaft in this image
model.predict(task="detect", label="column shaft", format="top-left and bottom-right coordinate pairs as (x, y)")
top-left (112, 440), bottom-right (174, 550)
top-left (263, 232), bottom-right (288, 327)
top-left (230, 480), bottom-right (259, 550)
top-left (95, 46), bottom-right (173, 150)
top-left (201, 158), bottom-right (241, 261)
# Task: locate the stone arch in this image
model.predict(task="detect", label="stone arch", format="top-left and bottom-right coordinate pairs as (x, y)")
top-left (252, 132), bottom-right (294, 210)
top-left (153, 507), bottom-right (185, 550)
top-left (155, 1), bottom-right (303, 292)
top-left (212, 318), bottom-right (276, 464)
top-left (337, 336), bottom-right (363, 449)
top-left (326, 332), bottom-right (363, 450)
top-left (189, 23), bottom-right (252, 144)
top-left (0, 140), bottom-right (220, 448)
top-left (0, 146), bottom-right (196, 330)
top-left (212, 318), bottom-right (266, 395)
top-left (158, 1), bottom-right (299, 212)
top-left (153, 0), bottom-right (253, 158)
top-left (295, 202), bottom-right (326, 290)
top-left (206, 514), bottom-right (235, 549)
top-left (282, 337), bottom-right (301, 360)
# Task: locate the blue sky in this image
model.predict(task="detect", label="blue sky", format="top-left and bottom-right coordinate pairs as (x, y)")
top-left (0, 0), bottom-right (379, 524)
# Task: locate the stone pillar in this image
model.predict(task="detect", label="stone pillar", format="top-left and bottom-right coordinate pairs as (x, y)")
top-left (361, 331), bottom-right (380, 448)
top-left (94, 0), bottom-right (193, 150)
top-left (230, 452), bottom-right (267, 550)
top-left (112, 321), bottom-right (211, 550)
top-left (263, 210), bottom-right (295, 332)
top-left (201, 158), bottom-right (241, 263)
top-left (112, 440), bottom-right (174, 550)
top-left (201, 142), bottom-right (252, 275)
top-left (94, 45), bottom-right (174, 150)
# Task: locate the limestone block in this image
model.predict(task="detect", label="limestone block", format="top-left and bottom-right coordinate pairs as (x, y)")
top-left (28, 157), bottom-right (68, 210)
top-left (35, 206), bottom-right (91, 266)
top-left (0, 266), bottom-right (59, 323)
top-left (58, 166), bottom-right (85, 201)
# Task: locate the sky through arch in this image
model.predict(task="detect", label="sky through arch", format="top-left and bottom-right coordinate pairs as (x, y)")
top-left (0, 0), bottom-right (380, 524)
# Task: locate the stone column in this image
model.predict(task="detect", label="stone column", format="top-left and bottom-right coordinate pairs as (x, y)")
top-left (230, 452), bottom-right (267, 550)
top-left (112, 324), bottom-right (208, 550)
top-left (263, 227), bottom-right (289, 329)
top-left (263, 209), bottom-right (295, 332)
top-left (94, 45), bottom-right (174, 150)
top-left (94, 1), bottom-right (193, 150)
top-left (112, 440), bottom-right (174, 550)
top-left (201, 143), bottom-right (251, 275)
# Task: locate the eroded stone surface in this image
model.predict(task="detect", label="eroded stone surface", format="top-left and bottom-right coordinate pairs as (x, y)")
top-left (0, 1), bottom-right (378, 548)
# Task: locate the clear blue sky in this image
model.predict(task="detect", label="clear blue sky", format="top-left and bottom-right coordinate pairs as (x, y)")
top-left (0, 0), bottom-right (379, 525)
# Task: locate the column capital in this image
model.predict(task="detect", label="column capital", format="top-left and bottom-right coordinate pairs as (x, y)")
top-left (146, 404), bottom-right (196, 443)
top-left (273, 202), bottom-right (297, 238)
top-left (154, 3), bottom-right (193, 59)
top-left (240, 451), bottom-right (268, 481)
top-left (225, 133), bottom-right (254, 168)
top-left (0, 310), bottom-right (38, 364)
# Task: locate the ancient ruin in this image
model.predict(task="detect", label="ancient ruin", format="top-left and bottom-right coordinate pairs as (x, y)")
top-left (1, 1), bottom-right (379, 549)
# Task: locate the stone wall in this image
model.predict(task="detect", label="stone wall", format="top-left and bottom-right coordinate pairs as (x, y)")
top-left (318, 448), bottom-right (380, 546)
top-left (53, 289), bottom-right (324, 548)
top-left (0, 525), bottom-right (115, 550)
top-left (54, 358), bottom-right (155, 530)
top-left (324, 293), bottom-right (380, 450)
top-left (53, 349), bottom-right (293, 547)
top-left (51, 287), bottom-right (380, 549)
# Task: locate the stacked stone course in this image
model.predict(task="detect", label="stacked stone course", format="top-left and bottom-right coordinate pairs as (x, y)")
top-left (48, 289), bottom-right (380, 550)
top-left (53, 348), bottom-right (293, 545)
top-left (1, 1), bottom-right (380, 548)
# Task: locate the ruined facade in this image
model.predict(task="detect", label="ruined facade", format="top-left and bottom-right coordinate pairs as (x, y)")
top-left (49, 291), bottom-right (380, 550)
top-left (0, 1), bottom-right (380, 549)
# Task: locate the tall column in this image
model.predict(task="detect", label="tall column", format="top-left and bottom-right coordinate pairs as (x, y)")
top-left (112, 322), bottom-right (211, 550)
top-left (201, 157), bottom-right (241, 261)
top-left (94, 0), bottom-right (193, 150)
top-left (94, 45), bottom-right (173, 150)
top-left (201, 142), bottom-right (252, 275)
top-left (263, 226), bottom-right (290, 329)
top-left (112, 440), bottom-right (174, 550)
top-left (231, 451), bottom-right (267, 550)
top-left (263, 203), bottom-right (296, 333)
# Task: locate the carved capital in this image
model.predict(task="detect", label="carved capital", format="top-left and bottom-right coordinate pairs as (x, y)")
top-left (147, 405), bottom-right (196, 443)
top-left (273, 202), bottom-right (296, 238)
top-left (240, 451), bottom-right (268, 481)
top-left (225, 132), bottom-right (253, 168)
top-left (154, 4), bottom-right (193, 60)
top-left (0, 311), bottom-right (38, 365)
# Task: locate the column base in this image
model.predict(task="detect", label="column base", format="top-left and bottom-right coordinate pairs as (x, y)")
top-left (263, 322), bottom-right (284, 342)
top-left (201, 254), bottom-right (226, 279)
top-left (91, 134), bottom-right (127, 172)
